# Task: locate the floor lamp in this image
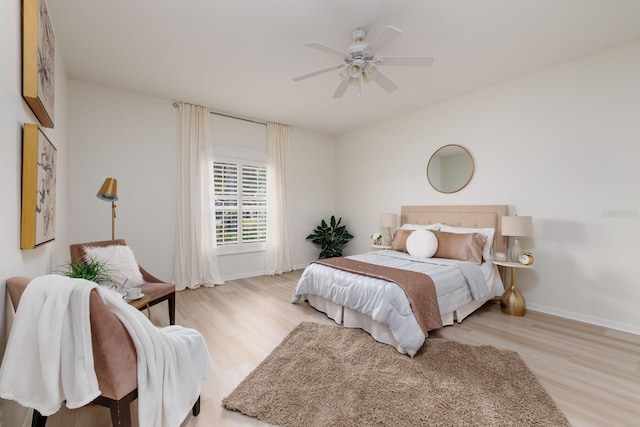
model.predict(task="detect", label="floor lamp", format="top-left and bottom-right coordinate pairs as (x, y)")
top-left (97, 178), bottom-right (118, 240)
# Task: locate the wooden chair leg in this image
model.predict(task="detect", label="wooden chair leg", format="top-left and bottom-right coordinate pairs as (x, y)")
top-left (31, 410), bottom-right (47, 427)
top-left (168, 293), bottom-right (176, 325)
top-left (107, 399), bottom-right (132, 427)
top-left (192, 396), bottom-right (201, 416)
top-left (93, 390), bottom-right (137, 427)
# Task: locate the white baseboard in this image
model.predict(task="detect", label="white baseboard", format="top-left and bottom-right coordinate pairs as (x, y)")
top-left (527, 302), bottom-right (640, 336)
top-left (220, 270), bottom-right (266, 281)
top-left (221, 264), bottom-right (310, 282)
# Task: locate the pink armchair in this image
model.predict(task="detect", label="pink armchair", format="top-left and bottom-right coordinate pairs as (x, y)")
top-left (69, 239), bottom-right (176, 325)
top-left (5, 276), bottom-right (200, 427)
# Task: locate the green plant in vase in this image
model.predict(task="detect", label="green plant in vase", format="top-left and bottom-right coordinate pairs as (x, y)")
top-left (58, 257), bottom-right (115, 286)
top-left (306, 215), bottom-right (354, 259)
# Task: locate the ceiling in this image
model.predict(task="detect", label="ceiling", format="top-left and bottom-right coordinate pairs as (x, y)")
top-left (48, 0), bottom-right (640, 136)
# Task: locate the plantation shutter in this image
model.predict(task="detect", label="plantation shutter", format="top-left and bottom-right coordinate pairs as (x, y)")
top-left (213, 162), bottom-right (239, 245)
top-left (213, 161), bottom-right (267, 247)
top-left (241, 165), bottom-right (267, 243)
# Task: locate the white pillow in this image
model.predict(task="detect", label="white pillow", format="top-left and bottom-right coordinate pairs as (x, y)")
top-left (405, 229), bottom-right (438, 258)
top-left (400, 223), bottom-right (441, 231)
top-left (439, 224), bottom-right (495, 262)
top-left (83, 245), bottom-right (145, 288)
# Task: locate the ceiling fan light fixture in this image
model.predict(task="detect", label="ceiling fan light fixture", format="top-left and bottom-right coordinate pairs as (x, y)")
top-left (363, 63), bottom-right (376, 79)
top-left (348, 58), bottom-right (364, 78)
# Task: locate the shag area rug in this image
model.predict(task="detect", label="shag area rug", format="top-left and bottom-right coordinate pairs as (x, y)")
top-left (223, 322), bottom-right (571, 427)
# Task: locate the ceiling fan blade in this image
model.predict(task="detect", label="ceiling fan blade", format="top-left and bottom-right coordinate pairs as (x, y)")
top-left (293, 64), bottom-right (345, 82)
top-left (373, 70), bottom-right (399, 93)
top-left (366, 26), bottom-right (402, 53)
top-left (378, 56), bottom-right (435, 67)
top-left (333, 77), bottom-right (350, 98)
top-left (304, 41), bottom-right (347, 58)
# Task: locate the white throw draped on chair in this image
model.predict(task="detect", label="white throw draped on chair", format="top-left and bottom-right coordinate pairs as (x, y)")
top-left (173, 103), bottom-right (224, 289)
top-left (265, 123), bottom-right (294, 275)
top-left (0, 275), bottom-right (211, 427)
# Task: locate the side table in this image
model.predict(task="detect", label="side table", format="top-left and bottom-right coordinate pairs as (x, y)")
top-left (492, 261), bottom-right (533, 316)
top-left (126, 294), bottom-right (151, 319)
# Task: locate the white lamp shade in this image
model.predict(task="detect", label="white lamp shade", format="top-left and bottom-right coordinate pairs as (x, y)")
top-left (380, 213), bottom-right (398, 228)
top-left (501, 216), bottom-right (533, 237)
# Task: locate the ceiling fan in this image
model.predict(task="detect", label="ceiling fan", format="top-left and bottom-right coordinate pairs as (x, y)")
top-left (293, 26), bottom-right (434, 98)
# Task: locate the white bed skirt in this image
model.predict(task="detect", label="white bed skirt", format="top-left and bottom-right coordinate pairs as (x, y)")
top-left (305, 294), bottom-right (490, 354)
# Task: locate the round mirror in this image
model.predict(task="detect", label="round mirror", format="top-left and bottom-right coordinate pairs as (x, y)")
top-left (426, 144), bottom-right (474, 193)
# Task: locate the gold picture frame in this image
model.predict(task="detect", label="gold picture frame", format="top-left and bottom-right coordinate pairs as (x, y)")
top-left (23, 0), bottom-right (55, 128)
top-left (21, 124), bottom-right (57, 249)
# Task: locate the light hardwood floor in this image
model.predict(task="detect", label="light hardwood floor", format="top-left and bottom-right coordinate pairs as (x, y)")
top-left (172, 270), bottom-right (640, 427)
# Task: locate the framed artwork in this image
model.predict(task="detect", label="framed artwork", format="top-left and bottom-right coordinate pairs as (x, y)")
top-left (21, 124), bottom-right (57, 249)
top-left (23, 0), bottom-right (55, 128)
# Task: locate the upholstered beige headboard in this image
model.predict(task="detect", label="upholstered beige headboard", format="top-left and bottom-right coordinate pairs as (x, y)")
top-left (400, 205), bottom-right (508, 256)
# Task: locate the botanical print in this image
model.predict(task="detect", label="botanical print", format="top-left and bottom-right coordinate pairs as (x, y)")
top-left (35, 130), bottom-right (56, 245)
top-left (37, 0), bottom-right (55, 123)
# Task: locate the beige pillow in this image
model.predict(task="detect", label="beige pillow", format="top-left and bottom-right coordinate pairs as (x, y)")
top-left (433, 230), bottom-right (487, 265)
top-left (439, 224), bottom-right (495, 262)
top-left (391, 229), bottom-right (414, 252)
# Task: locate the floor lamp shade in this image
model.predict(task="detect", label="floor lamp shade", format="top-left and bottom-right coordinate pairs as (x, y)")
top-left (97, 178), bottom-right (118, 240)
top-left (501, 216), bottom-right (533, 262)
top-left (97, 178), bottom-right (118, 202)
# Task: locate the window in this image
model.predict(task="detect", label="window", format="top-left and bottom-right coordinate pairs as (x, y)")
top-left (213, 160), bottom-right (267, 252)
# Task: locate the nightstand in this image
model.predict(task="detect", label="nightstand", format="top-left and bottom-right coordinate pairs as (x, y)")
top-left (371, 244), bottom-right (392, 250)
top-left (492, 261), bottom-right (533, 317)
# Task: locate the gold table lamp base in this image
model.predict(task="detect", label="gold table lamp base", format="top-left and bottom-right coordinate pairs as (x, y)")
top-left (501, 283), bottom-right (526, 316)
top-left (494, 262), bottom-right (530, 317)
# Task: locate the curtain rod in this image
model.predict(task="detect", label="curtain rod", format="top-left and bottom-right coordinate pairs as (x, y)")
top-left (172, 102), bottom-right (266, 126)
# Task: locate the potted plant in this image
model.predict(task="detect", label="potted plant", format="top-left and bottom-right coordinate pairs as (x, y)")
top-left (306, 215), bottom-right (354, 259)
top-left (58, 257), bottom-right (115, 287)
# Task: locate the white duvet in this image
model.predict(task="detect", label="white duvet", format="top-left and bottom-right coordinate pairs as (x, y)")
top-left (292, 250), bottom-right (503, 356)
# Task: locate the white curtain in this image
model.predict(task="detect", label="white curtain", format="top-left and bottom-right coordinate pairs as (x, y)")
top-left (265, 123), bottom-right (294, 275)
top-left (173, 103), bottom-right (224, 290)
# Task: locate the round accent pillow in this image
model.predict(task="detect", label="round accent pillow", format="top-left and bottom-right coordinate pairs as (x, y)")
top-left (405, 229), bottom-right (438, 258)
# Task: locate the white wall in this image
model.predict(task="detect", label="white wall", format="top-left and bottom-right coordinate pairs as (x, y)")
top-left (68, 82), bottom-right (336, 281)
top-left (0, 0), bottom-right (69, 422)
top-left (68, 81), bottom-right (179, 282)
top-left (291, 128), bottom-right (337, 267)
top-left (336, 38), bottom-right (640, 334)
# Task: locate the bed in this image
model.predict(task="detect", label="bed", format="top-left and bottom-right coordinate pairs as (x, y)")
top-left (292, 205), bottom-right (508, 356)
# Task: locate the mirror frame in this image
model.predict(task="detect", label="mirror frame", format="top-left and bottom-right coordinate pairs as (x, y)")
top-left (426, 144), bottom-right (475, 194)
